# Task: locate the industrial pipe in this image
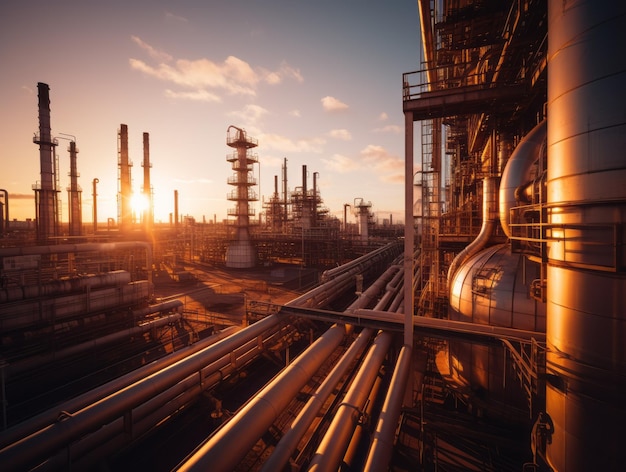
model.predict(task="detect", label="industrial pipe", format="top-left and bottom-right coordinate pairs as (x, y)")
top-left (175, 324), bottom-right (347, 472)
top-left (363, 345), bottom-right (412, 471)
top-left (0, 325), bottom-right (240, 448)
top-left (260, 262), bottom-right (402, 471)
top-left (0, 241), bottom-right (154, 285)
top-left (498, 120), bottom-right (546, 238)
top-left (307, 330), bottom-right (393, 471)
top-left (447, 176), bottom-right (499, 286)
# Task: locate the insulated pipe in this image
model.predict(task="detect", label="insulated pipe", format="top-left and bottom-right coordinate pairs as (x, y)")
top-left (0, 315), bottom-right (281, 471)
top-left (259, 328), bottom-right (374, 472)
top-left (498, 120), bottom-right (547, 238)
top-left (307, 331), bottom-right (393, 471)
top-left (175, 324), bottom-right (347, 472)
top-left (0, 325), bottom-right (240, 449)
top-left (363, 345), bottom-right (412, 471)
top-left (447, 176), bottom-right (498, 287)
top-left (0, 270), bottom-right (131, 303)
top-left (35, 324), bottom-right (291, 471)
top-left (7, 310), bottom-right (182, 377)
top-left (0, 242), bottom-right (153, 285)
top-left (1, 245), bottom-right (396, 468)
top-left (260, 262), bottom-right (402, 471)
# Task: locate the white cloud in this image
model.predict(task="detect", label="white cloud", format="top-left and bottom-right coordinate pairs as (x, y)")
top-left (130, 38), bottom-right (303, 100)
top-left (165, 11), bottom-right (189, 23)
top-left (321, 96), bottom-right (349, 112)
top-left (321, 153), bottom-right (359, 173)
top-left (328, 129), bottom-right (352, 141)
top-left (373, 124), bottom-right (403, 134)
top-left (228, 104), bottom-right (270, 126)
top-left (378, 112), bottom-right (389, 121)
top-left (289, 109), bottom-right (301, 118)
top-left (261, 133), bottom-right (326, 153)
top-left (165, 88), bottom-right (221, 102)
top-left (131, 35), bottom-right (173, 63)
top-left (360, 144), bottom-right (404, 174)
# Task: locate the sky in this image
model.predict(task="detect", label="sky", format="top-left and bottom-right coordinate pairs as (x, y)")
top-left (0, 1), bottom-right (421, 226)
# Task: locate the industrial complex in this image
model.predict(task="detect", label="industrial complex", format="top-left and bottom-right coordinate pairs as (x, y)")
top-left (1, 1), bottom-right (625, 471)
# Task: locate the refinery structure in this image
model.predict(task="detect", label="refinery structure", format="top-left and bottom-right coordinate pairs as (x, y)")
top-left (1, 1), bottom-right (625, 471)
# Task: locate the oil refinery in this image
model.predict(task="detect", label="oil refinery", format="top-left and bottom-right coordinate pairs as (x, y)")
top-left (1, 1), bottom-right (625, 471)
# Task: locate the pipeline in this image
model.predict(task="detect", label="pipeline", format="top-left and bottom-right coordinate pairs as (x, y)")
top-left (0, 325), bottom-right (240, 448)
top-left (498, 120), bottom-right (547, 238)
top-left (0, 241), bottom-right (154, 285)
top-left (0, 270), bottom-right (131, 303)
top-left (363, 344), bottom-right (412, 471)
top-left (0, 243), bottom-right (398, 470)
top-left (0, 280), bottom-right (152, 332)
top-left (260, 262), bottom-right (402, 472)
top-left (6, 300), bottom-right (183, 377)
top-left (176, 324), bottom-right (347, 472)
top-left (321, 241), bottom-right (401, 282)
top-left (447, 176), bottom-right (499, 287)
top-left (33, 323), bottom-right (294, 471)
top-left (307, 330), bottom-right (393, 471)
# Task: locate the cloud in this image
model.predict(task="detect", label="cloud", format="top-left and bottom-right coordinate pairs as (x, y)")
top-left (165, 11), bottom-right (189, 23)
top-left (165, 89), bottom-right (221, 102)
top-left (360, 144), bottom-right (404, 174)
top-left (260, 61), bottom-right (304, 85)
top-left (6, 193), bottom-right (33, 200)
top-left (261, 133), bottom-right (326, 153)
top-left (378, 112), bottom-right (389, 121)
top-left (130, 37), bottom-right (303, 100)
top-left (131, 35), bottom-right (173, 63)
top-left (321, 154), bottom-right (359, 173)
top-left (228, 104), bottom-right (269, 126)
top-left (328, 129), bottom-right (352, 141)
top-left (289, 109), bottom-right (301, 118)
top-left (321, 96), bottom-right (349, 112)
top-left (373, 124), bottom-right (403, 134)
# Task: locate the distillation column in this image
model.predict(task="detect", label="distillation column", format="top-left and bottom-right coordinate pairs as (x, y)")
top-left (33, 82), bottom-right (59, 243)
top-left (67, 140), bottom-right (82, 236)
top-left (545, 1), bottom-right (626, 470)
top-left (142, 132), bottom-right (153, 231)
top-left (225, 126), bottom-right (258, 268)
top-left (117, 124), bottom-right (133, 233)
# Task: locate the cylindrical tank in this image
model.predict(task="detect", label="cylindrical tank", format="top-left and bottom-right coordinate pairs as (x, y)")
top-left (445, 244), bottom-right (546, 415)
top-left (546, 1), bottom-right (626, 470)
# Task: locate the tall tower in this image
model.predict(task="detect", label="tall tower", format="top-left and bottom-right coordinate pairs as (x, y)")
top-left (66, 140), bottom-right (82, 236)
top-left (33, 82), bottom-right (60, 243)
top-left (142, 132), bottom-right (153, 231)
top-left (225, 126), bottom-right (258, 268)
top-left (117, 124), bottom-right (133, 232)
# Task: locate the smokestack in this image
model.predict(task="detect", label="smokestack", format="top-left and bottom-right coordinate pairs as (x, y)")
top-left (118, 124), bottom-right (132, 232)
top-left (142, 132), bottom-right (153, 230)
top-left (34, 82), bottom-right (59, 242)
top-left (92, 178), bottom-right (99, 233)
top-left (174, 190), bottom-right (179, 228)
top-left (67, 140), bottom-right (82, 236)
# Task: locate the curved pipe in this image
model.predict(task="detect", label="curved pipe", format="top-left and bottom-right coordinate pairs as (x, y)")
top-left (307, 331), bottom-right (393, 471)
top-left (499, 120), bottom-right (547, 238)
top-left (447, 176), bottom-right (499, 286)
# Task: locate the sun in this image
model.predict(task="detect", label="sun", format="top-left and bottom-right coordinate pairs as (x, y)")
top-left (131, 192), bottom-right (149, 215)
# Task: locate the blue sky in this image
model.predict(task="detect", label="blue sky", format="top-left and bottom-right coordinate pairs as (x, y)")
top-left (0, 1), bottom-right (421, 224)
